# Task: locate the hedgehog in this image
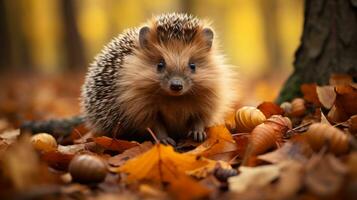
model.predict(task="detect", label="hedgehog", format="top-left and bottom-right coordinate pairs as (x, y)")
top-left (81, 13), bottom-right (238, 146)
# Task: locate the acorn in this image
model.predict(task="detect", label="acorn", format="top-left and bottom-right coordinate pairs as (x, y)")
top-left (69, 154), bottom-right (107, 183)
top-left (235, 106), bottom-right (266, 132)
top-left (290, 98), bottom-right (306, 117)
top-left (30, 133), bottom-right (57, 152)
top-left (280, 102), bottom-right (292, 115)
top-left (249, 115), bottom-right (292, 155)
top-left (304, 123), bottom-right (349, 154)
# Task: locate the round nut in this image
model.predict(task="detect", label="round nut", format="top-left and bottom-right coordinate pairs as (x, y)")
top-left (69, 154), bottom-right (107, 183)
top-left (30, 133), bottom-right (57, 152)
top-left (280, 102), bottom-right (292, 115)
top-left (290, 98), bottom-right (306, 117)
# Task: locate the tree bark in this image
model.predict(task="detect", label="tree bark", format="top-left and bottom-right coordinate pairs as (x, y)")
top-left (277, 0), bottom-right (357, 103)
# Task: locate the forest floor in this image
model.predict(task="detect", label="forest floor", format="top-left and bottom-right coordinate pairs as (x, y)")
top-left (0, 72), bottom-right (356, 200)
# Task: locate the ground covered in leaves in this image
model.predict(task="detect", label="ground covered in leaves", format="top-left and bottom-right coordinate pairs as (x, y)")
top-left (0, 73), bottom-right (356, 200)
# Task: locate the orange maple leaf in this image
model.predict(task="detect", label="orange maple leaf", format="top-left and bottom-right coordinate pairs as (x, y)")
top-left (114, 144), bottom-right (210, 183)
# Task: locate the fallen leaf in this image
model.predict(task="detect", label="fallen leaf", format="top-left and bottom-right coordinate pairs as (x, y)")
top-left (187, 160), bottom-right (231, 179)
top-left (187, 125), bottom-right (240, 162)
top-left (335, 85), bottom-right (357, 119)
top-left (319, 110), bottom-right (331, 125)
top-left (257, 142), bottom-right (310, 164)
top-left (168, 173), bottom-right (211, 200)
top-left (41, 150), bottom-right (75, 170)
top-left (114, 144), bottom-right (210, 183)
top-left (348, 115), bottom-right (357, 134)
top-left (316, 86), bottom-right (336, 109)
top-left (94, 136), bottom-right (139, 152)
top-left (329, 74), bottom-right (353, 86)
top-left (228, 164), bottom-right (281, 192)
top-left (0, 129), bottom-right (20, 144)
top-left (305, 153), bottom-right (347, 197)
top-left (301, 83), bottom-right (320, 105)
top-left (327, 105), bottom-right (349, 123)
top-left (139, 184), bottom-right (168, 199)
top-left (269, 160), bottom-right (304, 200)
top-left (108, 141), bottom-right (153, 167)
top-left (257, 102), bottom-right (284, 118)
top-left (2, 135), bottom-right (55, 189)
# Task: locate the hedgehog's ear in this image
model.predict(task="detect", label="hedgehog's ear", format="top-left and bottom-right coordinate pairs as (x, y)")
top-left (202, 28), bottom-right (214, 49)
top-left (139, 26), bottom-right (150, 49)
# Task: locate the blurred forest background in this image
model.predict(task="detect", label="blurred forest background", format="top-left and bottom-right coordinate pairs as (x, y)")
top-left (0, 0), bottom-right (303, 125)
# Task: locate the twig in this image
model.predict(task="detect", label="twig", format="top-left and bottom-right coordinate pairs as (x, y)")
top-left (146, 127), bottom-right (160, 144)
top-left (284, 122), bottom-right (312, 139)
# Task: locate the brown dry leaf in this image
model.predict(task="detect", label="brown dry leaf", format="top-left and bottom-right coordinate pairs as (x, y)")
top-left (0, 129), bottom-right (20, 144)
top-left (2, 135), bottom-right (54, 190)
top-left (108, 141), bottom-right (153, 167)
top-left (228, 164), bottom-right (280, 193)
top-left (301, 83), bottom-right (320, 105)
top-left (114, 144), bottom-right (210, 183)
top-left (257, 102), bottom-right (284, 118)
top-left (327, 105), bottom-right (349, 123)
top-left (269, 160), bottom-right (304, 200)
top-left (305, 153), bottom-right (347, 197)
top-left (348, 115), bottom-right (357, 134)
top-left (320, 110), bottom-right (331, 125)
top-left (335, 85), bottom-right (357, 119)
top-left (187, 125), bottom-right (240, 161)
top-left (257, 142), bottom-right (310, 164)
top-left (316, 85), bottom-right (336, 109)
top-left (94, 136), bottom-right (139, 152)
top-left (41, 150), bottom-right (75, 170)
top-left (329, 74), bottom-right (353, 86)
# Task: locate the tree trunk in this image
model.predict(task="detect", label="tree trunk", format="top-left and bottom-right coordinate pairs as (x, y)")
top-left (61, 0), bottom-right (86, 70)
top-left (277, 0), bottom-right (357, 103)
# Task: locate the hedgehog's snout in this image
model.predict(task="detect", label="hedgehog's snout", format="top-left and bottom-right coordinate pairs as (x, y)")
top-left (162, 75), bottom-right (190, 96)
top-left (169, 78), bottom-right (183, 92)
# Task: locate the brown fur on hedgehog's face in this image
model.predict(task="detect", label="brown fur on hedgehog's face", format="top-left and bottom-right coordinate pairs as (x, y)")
top-left (136, 26), bottom-right (216, 97)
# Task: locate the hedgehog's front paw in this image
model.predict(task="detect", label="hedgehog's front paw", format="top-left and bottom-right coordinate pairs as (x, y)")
top-left (188, 128), bottom-right (207, 143)
top-left (159, 137), bottom-right (176, 146)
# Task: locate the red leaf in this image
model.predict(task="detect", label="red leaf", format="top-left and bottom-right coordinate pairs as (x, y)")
top-left (94, 136), bottom-right (139, 152)
top-left (41, 151), bottom-right (74, 170)
top-left (257, 102), bottom-right (284, 118)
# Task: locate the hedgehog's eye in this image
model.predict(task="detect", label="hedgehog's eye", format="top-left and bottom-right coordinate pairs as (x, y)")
top-left (157, 60), bottom-right (165, 72)
top-left (189, 63), bottom-right (196, 72)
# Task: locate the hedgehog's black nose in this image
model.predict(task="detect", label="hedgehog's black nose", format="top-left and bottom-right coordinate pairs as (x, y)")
top-left (170, 79), bottom-right (183, 91)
